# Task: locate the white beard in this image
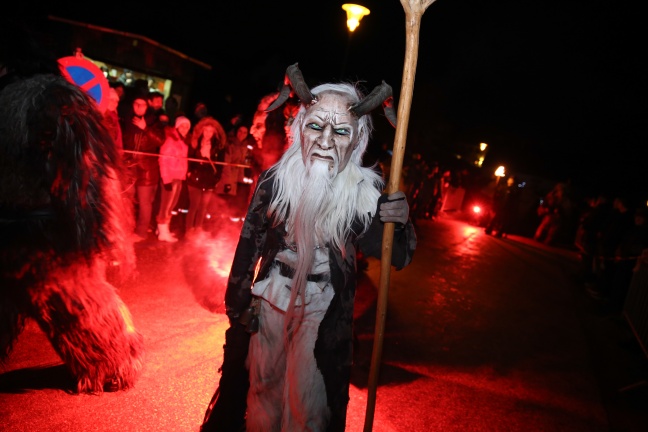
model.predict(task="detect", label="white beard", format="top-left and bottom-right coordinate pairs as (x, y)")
top-left (268, 145), bottom-right (382, 254)
top-left (304, 147), bottom-right (339, 180)
top-left (266, 140), bottom-right (384, 341)
top-left (307, 157), bottom-right (334, 181)
top-left (290, 159), bottom-right (334, 248)
top-left (282, 158), bottom-right (336, 340)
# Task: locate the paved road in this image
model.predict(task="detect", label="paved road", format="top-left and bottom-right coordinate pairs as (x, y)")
top-left (1, 214), bottom-right (647, 431)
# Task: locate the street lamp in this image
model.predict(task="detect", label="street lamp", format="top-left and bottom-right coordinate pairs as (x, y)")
top-left (494, 165), bottom-right (506, 185)
top-left (340, 4), bottom-right (370, 79)
top-left (342, 3), bottom-right (370, 32)
top-left (476, 142), bottom-right (488, 167)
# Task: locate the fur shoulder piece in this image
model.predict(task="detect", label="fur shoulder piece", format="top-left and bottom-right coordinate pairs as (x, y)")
top-left (0, 74), bottom-right (135, 277)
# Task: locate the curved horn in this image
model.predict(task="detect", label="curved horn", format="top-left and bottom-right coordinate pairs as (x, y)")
top-left (265, 63), bottom-right (315, 112)
top-left (382, 94), bottom-right (397, 128)
top-left (349, 81), bottom-right (397, 128)
top-left (286, 63), bottom-right (315, 105)
top-left (265, 83), bottom-right (291, 112)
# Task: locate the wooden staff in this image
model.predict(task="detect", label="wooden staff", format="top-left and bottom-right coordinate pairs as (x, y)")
top-left (364, 1), bottom-right (436, 431)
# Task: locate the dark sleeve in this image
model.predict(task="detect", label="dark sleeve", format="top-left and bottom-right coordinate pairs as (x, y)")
top-left (187, 145), bottom-right (198, 161)
top-left (215, 146), bottom-right (227, 183)
top-left (121, 122), bottom-right (139, 151)
top-left (224, 171), bottom-right (271, 322)
top-left (358, 193), bottom-right (417, 270)
top-left (143, 125), bottom-right (164, 151)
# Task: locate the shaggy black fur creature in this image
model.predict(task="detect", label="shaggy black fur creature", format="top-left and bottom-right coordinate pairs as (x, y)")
top-left (0, 73), bottom-right (144, 393)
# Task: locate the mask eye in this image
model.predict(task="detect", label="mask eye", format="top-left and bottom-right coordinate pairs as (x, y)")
top-left (334, 128), bottom-right (350, 136)
top-left (307, 123), bottom-right (322, 131)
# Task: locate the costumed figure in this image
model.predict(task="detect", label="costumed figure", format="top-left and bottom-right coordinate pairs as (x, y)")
top-left (201, 63), bottom-right (417, 431)
top-left (0, 61), bottom-right (144, 393)
top-left (250, 92), bottom-right (290, 172)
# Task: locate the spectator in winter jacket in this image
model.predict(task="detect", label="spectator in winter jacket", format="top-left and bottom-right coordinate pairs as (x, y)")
top-left (185, 116), bottom-right (227, 233)
top-left (121, 93), bottom-right (165, 240)
top-left (156, 116), bottom-right (191, 242)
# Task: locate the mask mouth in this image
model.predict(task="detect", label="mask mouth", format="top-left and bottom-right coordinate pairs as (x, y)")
top-left (309, 152), bottom-right (335, 169)
top-left (310, 153), bottom-right (334, 162)
top-left (308, 156), bottom-right (336, 176)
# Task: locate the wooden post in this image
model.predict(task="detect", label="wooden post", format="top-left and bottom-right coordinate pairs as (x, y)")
top-left (363, 1), bottom-right (436, 431)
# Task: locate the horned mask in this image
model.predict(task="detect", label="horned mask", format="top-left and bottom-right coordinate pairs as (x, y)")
top-left (265, 63), bottom-right (397, 128)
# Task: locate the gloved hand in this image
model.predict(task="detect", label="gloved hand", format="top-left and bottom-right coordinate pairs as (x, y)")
top-left (163, 182), bottom-right (172, 191)
top-left (378, 191), bottom-right (409, 226)
top-left (224, 184), bottom-right (232, 194)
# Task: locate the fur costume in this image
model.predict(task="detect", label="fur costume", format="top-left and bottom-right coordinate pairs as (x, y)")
top-left (0, 73), bottom-right (144, 393)
top-left (201, 70), bottom-right (416, 431)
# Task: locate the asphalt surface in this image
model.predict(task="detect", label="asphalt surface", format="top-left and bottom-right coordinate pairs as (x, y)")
top-left (1, 213), bottom-right (647, 432)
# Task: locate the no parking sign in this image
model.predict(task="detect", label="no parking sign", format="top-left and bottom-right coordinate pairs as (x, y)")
top-left (58, 56), bottom-right (110, 112)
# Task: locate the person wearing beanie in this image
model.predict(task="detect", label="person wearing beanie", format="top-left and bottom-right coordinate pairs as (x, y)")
top-left (156, 116), bottom-right (191, 242)
top-left (175, 115), bottom-right (191, 130)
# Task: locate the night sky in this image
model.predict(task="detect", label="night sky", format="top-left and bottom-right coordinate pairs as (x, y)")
top-left (7, 1), bottom-right (647, 200)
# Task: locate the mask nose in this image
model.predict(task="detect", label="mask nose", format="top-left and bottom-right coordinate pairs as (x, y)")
top-left (318, 128), bottom-right (333, 150)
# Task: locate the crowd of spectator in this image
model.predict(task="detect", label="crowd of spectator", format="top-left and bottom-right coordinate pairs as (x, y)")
top-left (104, 76), bottom-right (647, 321)
top-left (401, 150), bottom-right (648, 318)
top-left (106, 80), bottom-right (274, 243)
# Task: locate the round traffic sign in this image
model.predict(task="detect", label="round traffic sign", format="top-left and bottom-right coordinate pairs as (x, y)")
top-left (58, 56), bottom-right (110, 112)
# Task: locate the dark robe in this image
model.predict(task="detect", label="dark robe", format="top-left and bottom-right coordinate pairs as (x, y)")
top-left (201, 169), bottom-right (417, 432)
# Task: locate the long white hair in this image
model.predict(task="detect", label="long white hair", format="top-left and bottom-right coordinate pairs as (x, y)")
top-left (262, 82), bottom-right (384, 339)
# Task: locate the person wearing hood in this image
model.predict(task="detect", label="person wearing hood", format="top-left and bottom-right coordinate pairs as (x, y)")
top-left (185, 116), bottom-right (228, 233)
